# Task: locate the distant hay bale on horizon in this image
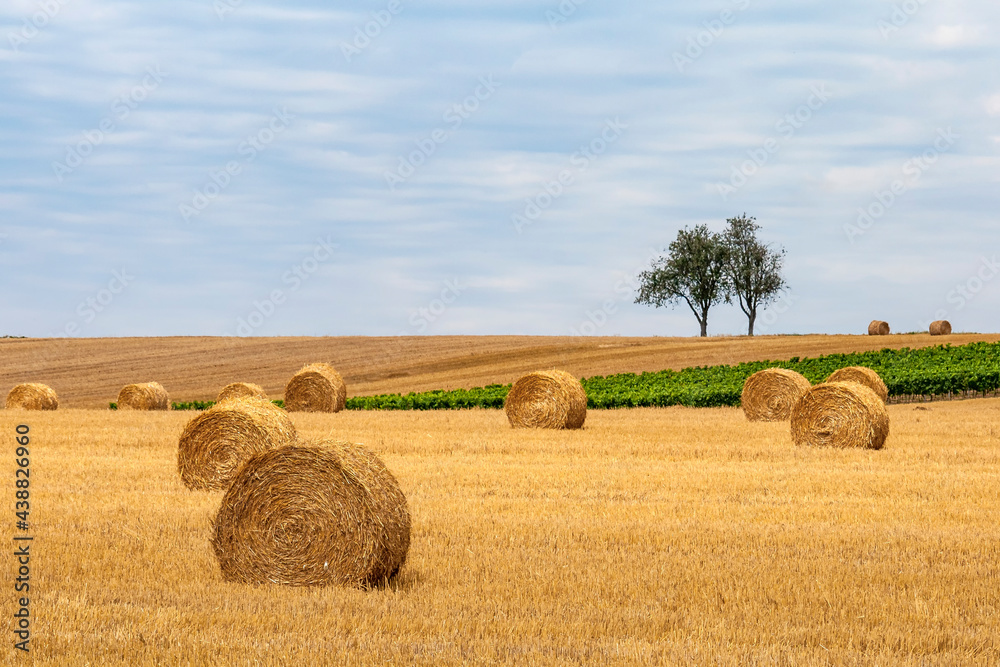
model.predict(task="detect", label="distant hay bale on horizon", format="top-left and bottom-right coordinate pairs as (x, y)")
top-left (5, 383), bottom-right (58, 410)
top-left (741, 368), bottom-right (811, 422)
top-left (504, 369), bottom-right (587, 429)
top-left (826, 366), bottom-right (888, 403)
top-left (929, 320), bottom-right (952, 336)
top-left (791, 381), bottom-right (889, 450)
top-left (218, 382), bottom-right (268, 403)
top-left (211, 441), bottom-right (411, 588)
top-left (868, 320), bottom-right (890, 336)
top-left (117, 382), bottom-right (170, 410)
top-left (284, 363), bottom-right (346, 413)
top-left (177, 397), bottom-right (297, 491)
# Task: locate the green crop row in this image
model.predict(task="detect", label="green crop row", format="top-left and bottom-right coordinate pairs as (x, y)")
top-left (124, 342), bottom-right (1000, 411)
top-left (110, 399), bottom-right (285, 411)
top-left (343, 342), bottom-right (1000, 410)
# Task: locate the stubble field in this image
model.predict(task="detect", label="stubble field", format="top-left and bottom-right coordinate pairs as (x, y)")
top-left (3, 394), bottom-right (1000, 665)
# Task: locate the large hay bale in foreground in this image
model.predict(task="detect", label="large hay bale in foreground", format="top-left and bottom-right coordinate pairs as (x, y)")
top-left (741, 368), bottom-right (811, 422)
top-left (117, 382), bottom-right (170, 410)
top-left (177, 398), bottom-right (297, 491)
top-left (211, 441), bottom-right (411, 588)
top-left (504, 370), bottom-right (587, 429)
top-left (826, 366), bottom-right (888, 403)
top-left (929, 320), bottom-right (952, 336)
top-left (284, 363), bottom-right (346, 413)
top-left (791, 381), bottom-right (889, 450)
top-left (5, 383), bottom-right (58, 410)
top-left (868, 320), bottom-right (890, 335)
top-left (218, 382), bottom-right (268, 403)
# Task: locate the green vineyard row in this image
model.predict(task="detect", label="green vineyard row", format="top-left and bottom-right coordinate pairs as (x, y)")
top-left (114, 342), bottom-right (1000, 411)
top-left (347, 342), bottom-right (1000, 410)
top-left (110, 399), bottom-right (285, 411)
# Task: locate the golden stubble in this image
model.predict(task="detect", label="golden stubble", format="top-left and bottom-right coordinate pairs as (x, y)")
top-left (2, 399), bottom-right (999, 665)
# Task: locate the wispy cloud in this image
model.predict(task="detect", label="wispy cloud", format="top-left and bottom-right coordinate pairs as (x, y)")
top-left (1, 1), bottom-right (998, 337)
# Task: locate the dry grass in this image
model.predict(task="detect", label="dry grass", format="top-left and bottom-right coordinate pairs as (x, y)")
top-left (4, 399), bottom-right (1000, 665)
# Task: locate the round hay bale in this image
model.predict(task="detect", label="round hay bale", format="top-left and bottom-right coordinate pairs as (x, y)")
top-left (177, 397), bottom-right (297, 491)
top-left (868, 320), bottom-right (890, 335)
top-left (5, 383), bottom-right (58, 410)
top-left (826, 366), bottom-right (888, 402)
top-left (740, 368), bottom-right (811, 422)
top-left (790, 381), bottom-right (889, 450)
top-left (117, 382), bottom-right (170, 410)
top-left (284, 363), bottom-right (346, 413)
top-left (504, 369), bottom-right (587, 429)
top-left (211, 441), bottom-right (411, 588)
top-left (218, 382), bottom-right (268, 403)
top-left (929, 320), bottom-right (952, 336)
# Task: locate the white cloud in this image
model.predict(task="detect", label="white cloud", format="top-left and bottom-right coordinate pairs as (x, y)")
top-left (2, 1), bottom-right (999, 337)
top-left (928, 24), bottom-right (981, 48)
top-left (986, 94), bottom-right (1000, 117)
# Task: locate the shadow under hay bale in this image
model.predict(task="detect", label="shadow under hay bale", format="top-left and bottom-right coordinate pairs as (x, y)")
top-left (504, 369), bottom-right (587, 429)
top-left (117, 382), bottom-right (170, 410)
top-left (929, 320), bottom-right (952, 336)
top-left (825, 366), bottom-right (888, 403)
top-left (867, 320), bottom-right (890, 335)
top-left (284, 363), bottom-right (347, 413)
top-left (741, 368), bottom-right (811, 422)
top-left (6, 383), bottom-right (58, 410)
top-left (177, 397), bottom-right (297, 491)
top-left (791, 381), bottom-right (889, 450)
top-left (211, 441), bottom-right (411, 588)
top-left (217, 382), bottom-right (268, 403)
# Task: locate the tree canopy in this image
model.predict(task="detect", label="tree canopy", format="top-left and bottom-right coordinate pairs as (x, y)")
top-left (722, 214), bottom-right (786, 336)
top-left (634, 224), bottom-right (728, 337)
top-left (635, 216), bottom-right (786, 336)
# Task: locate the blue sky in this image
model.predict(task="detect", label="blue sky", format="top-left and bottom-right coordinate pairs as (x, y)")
top-left (1, 0), bottom-right (997, 338)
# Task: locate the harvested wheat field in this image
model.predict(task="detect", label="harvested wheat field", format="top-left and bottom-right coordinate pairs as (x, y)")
top-left (3, 396), bottom-right (1000, 665)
